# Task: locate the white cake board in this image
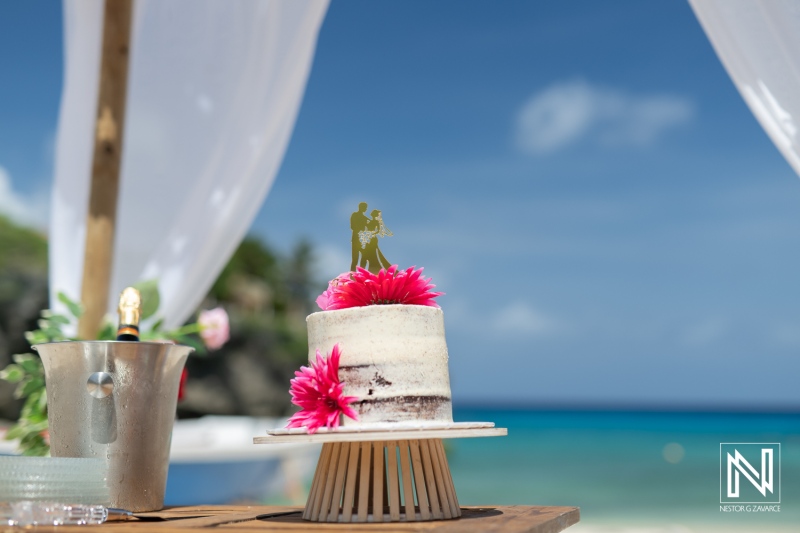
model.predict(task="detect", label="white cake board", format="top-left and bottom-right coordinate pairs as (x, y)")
top-left (252, 422), bottom-right (507, 524)
top-left (254, 421), bottom-right (507, 444)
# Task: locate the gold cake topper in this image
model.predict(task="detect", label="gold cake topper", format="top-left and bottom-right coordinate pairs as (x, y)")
top-left (349, 202), bottom-right (393, 274)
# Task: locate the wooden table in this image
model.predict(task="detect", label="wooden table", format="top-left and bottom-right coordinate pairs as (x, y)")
top-left (19, 505), bottom-right (579, 532)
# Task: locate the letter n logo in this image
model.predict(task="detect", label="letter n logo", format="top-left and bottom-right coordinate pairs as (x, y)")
top-left (720, 443), bottom-right (780, 504)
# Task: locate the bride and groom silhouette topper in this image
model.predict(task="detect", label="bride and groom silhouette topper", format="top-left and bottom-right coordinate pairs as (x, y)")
top-left (350, 202), bottom-right (393, 274)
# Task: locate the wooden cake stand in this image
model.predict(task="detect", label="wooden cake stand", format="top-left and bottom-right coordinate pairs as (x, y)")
top-left (254, 422), bottom-right (506, 524)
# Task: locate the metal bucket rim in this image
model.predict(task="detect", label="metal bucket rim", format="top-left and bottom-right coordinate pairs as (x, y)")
top-left (32, 340), bottom-right (195, 353)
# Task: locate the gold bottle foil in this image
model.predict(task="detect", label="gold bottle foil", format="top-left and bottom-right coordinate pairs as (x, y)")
top-left (118, 287), bottom-right (141, 328)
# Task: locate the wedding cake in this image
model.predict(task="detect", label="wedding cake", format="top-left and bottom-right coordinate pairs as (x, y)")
top-left (286, 265), bottom-right (451, 433)
top-left (306, 304), bottom-right (452, 426)
top-left (267, 226), bottom-right (507, 525)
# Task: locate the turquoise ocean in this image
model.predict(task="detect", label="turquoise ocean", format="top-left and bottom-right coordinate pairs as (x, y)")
top-left (448, 408), bottom-right (800, 531)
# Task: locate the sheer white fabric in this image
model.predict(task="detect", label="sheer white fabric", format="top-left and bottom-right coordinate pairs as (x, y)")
top-left (690, 0), bottom-right (800, 176)
top-left (51, 0), bottom-right (329, 329)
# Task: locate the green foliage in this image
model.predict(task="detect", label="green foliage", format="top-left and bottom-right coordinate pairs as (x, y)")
top-left (286, 240), bottom-right (317, 310)
top-left (210, 237), bottom-right (279, 300)
top-left (0, 215), bottom-right (47, 274)
top-left (179, 236), bottom-right (320, 417)
top-left (57, 292), bottom-right (83, 319)
top-left (208, 236), bottom-right (319, 316)
top-left (1, 292), bottom-right (84, 456)
top-left (133, 279), bottom-right (160, 320)
top-left (1, 354), bottom-right (49, 456)
top-left (95, 320), bottom-right (116, 341)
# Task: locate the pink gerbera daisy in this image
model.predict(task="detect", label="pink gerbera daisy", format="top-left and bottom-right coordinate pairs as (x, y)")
top-left (316, 265), bottom-right (442, 310)
top-left (286, 344), bottom-right (359, 434)
top-left (315, 272), bottom-right (352, 310)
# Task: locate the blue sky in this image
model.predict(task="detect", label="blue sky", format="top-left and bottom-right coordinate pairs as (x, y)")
top-left (2, 0), bottom-right (800, 407)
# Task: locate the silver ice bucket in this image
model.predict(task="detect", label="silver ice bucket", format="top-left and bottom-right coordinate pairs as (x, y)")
top-left (33, 341), bottom-right (193, 511)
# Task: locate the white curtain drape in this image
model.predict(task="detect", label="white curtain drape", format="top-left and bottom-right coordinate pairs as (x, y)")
top-left (51, 0), bottom-right (329, 329)
top-left (690, 0), bottom-right (800, 176)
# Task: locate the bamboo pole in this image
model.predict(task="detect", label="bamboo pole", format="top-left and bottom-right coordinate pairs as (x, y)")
top-left (78, 0), bottom-right (134, 339)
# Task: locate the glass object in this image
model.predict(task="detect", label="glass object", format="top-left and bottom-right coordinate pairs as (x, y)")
top-left (0, 457), bottom-right (110, 505)
top-left (0, 501), bottom-right (108, 526)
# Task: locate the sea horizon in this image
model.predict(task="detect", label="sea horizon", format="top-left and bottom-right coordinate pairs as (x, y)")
top-left (447, 406), bottom-right (799, 531)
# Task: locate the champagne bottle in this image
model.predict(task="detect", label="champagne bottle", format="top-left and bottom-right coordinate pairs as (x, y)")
top-left (116, 287), bottom-right (141, 341)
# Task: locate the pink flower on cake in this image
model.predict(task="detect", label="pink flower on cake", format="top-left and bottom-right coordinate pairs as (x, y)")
top-left (316, 266), bottom-right (442, 310)
top-left (287, 344), bottom-right (359, 434)
top-left (315, 272), bottom-right (353, 310)
top-left (198, 307), bottom-right (230, 350)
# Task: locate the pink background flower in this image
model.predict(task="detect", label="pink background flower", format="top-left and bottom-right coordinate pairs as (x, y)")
top-left (198, 307), bottom-right (230, 350)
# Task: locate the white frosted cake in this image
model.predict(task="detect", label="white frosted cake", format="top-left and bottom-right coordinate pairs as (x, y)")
top-left (306, 304), bottom-right (452, 426)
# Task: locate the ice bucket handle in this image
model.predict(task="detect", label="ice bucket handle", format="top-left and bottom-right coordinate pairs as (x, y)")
top-left (87, 372), bottom-right (114, 399)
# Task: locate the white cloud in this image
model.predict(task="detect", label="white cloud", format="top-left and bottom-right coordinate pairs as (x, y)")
top-left (515, 80), bottom-right (694, 154)
top-left (0, 166), bottom-right (49, 230)
top-left (490, 301), bottom-right (557, 337)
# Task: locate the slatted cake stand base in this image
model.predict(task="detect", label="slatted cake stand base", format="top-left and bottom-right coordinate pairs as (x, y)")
top-left (255, 424), bottom-right (506, 523)
top-left (306, 438), bottom-right (457, 523)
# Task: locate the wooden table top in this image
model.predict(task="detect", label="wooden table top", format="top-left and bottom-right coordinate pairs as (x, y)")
top-left (21, 505), bottom-right (580, 532)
